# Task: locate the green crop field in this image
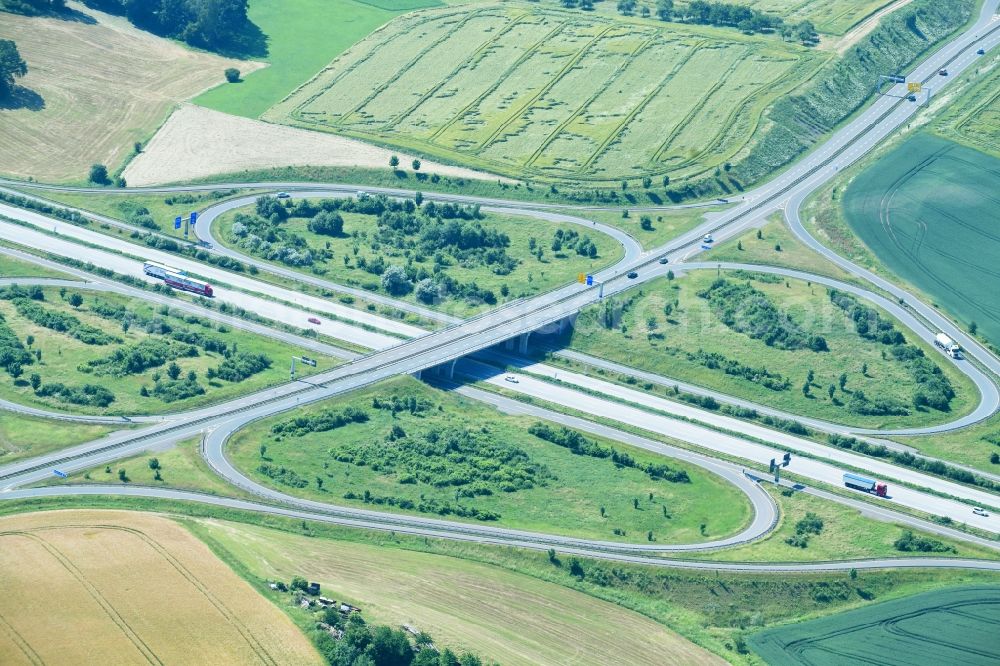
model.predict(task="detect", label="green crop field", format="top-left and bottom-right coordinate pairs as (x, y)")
top-left (842, 133), bottom-right (1000, 346)
top-left (750, 585), bottom-right (1000, 665)
top-left (227, 375), bottom-right (751, 543)
top-left (265, 4), bottom-right (823, 188)
top-left (566, 269), bottom-right (976, 429)
top-left (194, 0), bottom-right (442, 118)
top-left (216, 195), bottom-right (621, 316)
top-left (0, 286), bottom-right (331, 415)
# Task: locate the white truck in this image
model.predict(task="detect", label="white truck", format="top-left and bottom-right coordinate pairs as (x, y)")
top-left (935, 332), bottom-right (961, 359)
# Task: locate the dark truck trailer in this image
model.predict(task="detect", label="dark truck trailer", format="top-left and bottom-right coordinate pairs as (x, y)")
top-left (843, 472), bottom-right (887, 497)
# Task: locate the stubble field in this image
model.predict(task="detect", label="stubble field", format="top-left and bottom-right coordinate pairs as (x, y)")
top-left (0, 3), bottom-right (258, 183)
top-left (0, 510), bottom-right (319, 665)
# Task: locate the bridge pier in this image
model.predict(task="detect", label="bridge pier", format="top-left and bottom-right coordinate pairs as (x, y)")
top-left (517, 332), bottom-right (531, 355)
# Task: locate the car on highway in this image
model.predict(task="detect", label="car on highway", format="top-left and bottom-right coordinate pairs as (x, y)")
top-left (504, 375), bottom-right (519, 383)
top-left (938, 69), bottom-right (948, 76)
top-left (658, 256), bottom-right (669, 264)
top-left (907, 94), bottom-right (917, 102)
top-left (627, 271), bottom-right (638, 279)
top-left (307, 317), bottom-right (321, 325)
top-left (276, 192), bottom-right (291, 198)
top-left (702, 234), bottom-right (713, 243)
top-left (973, 507), bottom-right (989, 517)
top-left (977, 48), bottom-right (986, 55)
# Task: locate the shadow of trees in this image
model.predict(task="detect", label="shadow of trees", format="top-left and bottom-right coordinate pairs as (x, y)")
top-left (0, 84), bottom-right (45, 111)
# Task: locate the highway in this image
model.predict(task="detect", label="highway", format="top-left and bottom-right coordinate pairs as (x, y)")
top-left (0, 0), bottom-right (998, 569)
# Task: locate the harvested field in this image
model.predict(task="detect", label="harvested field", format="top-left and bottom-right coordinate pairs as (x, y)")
top-left (123, 104), bottom-right (507, 186)
top-left (0, 510), bottom-right (320, 666)
top-left (0, 2), bottom-right (259, 183)
top-left (749, 585), bottom-right (1000, 665)
top-left (265, 4), bottom-right (823, 188)
top-left (198, 518), bottom-right (727, 666)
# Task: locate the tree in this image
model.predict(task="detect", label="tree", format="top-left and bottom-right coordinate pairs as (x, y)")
top-left (642, 176), bottom-right (652, 189)
top-left (167, 362), bottom-right (182, 380)
top-left (316, 476), bottom-right (323, 490)
top-left (828, 384), bottom-right (835, 400)
top-left (796, 20), bottom-right (818, 45)
top-left (580, 0), bottom-right (593, 9)
top-left (29, 373), bottom-right (41, 391)
top-left (666, 270), bottom-right (674, 281)
top-left (307, 210), bottom-right (344, 236)
top-left (640, 216), bottom-right (653, 231)
top-left (411, 158), bottom-right (421, 171)
top-left (569, 558), bottom-right (585, 578)
top-left (415, 278), bottom-right (439, 304)
top-left (389, 154), bottom-right (399, 168)
top-left (990, 452), bottom-right (999, 464)
top-left (969, 321), bottom-right (978, 335)
top-left (656, 0), bottom-right (673, 20)
top-left (148, 458), bottom-right (160, 471)
top-left (224, 67), bottom-right (240, 82)
top-left (616, 0), bottom-right (636, 15)
top-left (259, 443), bottom-right (267, 459)
top-left (88, 164), bottom-right (110, 185)
top-left (381, 265), bottom-right (412, 296)
top-left (632, 497), bottom-right (639, 509)
top-left (25, 335), bottom-right (34, 347)
top-left (118, 468), bottom-right (128, 482)
top-left (0, 40), bottom-right (27, 100)
top-left (290, 576), bottom-right (308, 591)
top-left (367, 625), bottom-right (414, 666)
top-left (737, 240), bottom-right (743, 251)
top-left (68, 293), bottom-right (83, 308)
top-left (186, 370), bottom-right (197, 382)
top-left (838, 372), bottom-right (848, 390)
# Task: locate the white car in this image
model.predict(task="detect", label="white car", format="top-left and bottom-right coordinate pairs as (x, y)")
top-left (504, 375), bottom-right (519, 384)
top-left (276, 191), bottom-right (290, 198)
top-left (702, 234), bottom-right (713, 243)
top-left (973, 507), bottom-right (989, 517)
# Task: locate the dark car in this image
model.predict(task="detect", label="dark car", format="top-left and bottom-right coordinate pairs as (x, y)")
top-left (627, 271), bottom-right (638, 279)
top-left (938, 69), bottom-right (948, 76)
top-left (907, 94), bottom-right (917, 102)
top-left (977, 48), bottom-right (986, 55)
top-left (658, 256), bottom-right (669, 264)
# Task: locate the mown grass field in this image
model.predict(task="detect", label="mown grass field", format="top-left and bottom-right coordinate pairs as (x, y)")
top-left (892, 412), bottom-right (1000, 476)
top-left (194, 518), bottom-right (725, 666)
top-left (0, 286), bottom-right (330, 415)
top-left (0, 5), bottom-right (254, 183)
top-left (216, 197), bottom-right (622, 316)
top-left (0, 510), bottom-right (320, 665)
top-left (696, 486), bottom-right (998, 562)
top-left (43, 435), bottom-right (254, 499)
top-left (842, 133), bottom-right (1000, 346)
top-left (567, 269), bottom-right (976, 428)
top-left (0, 252), bottom-right (71, 280)
top-left (228, 376), bottom-right (751, 543)
top-left (265, 4), bottom-right (823, 188)
top-left (933, 53), bottom-right (1000, 159)
top-left (194, 0), bottom-right (441, 118)
top-left (745, 0), bottom-right (898, 35)
top-left (562, 203), bottom-right (729, 251)
top-left (0, 412), bottom-right (121, 466)
top-left (749, 585), bottom-right (1000, 665)
top-left (704, 216), bottom-right (860, 284)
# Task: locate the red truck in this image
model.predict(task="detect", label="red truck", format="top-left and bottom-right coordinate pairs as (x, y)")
top-left (843, 472), bottom-right (887, 497)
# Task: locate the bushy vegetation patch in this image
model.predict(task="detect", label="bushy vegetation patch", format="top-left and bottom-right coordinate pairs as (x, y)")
top-left (893, 530), bottom-right (955, 553)
top-left (35, 381), bottom-right (115, 407)
top-left (528, 422), bottom-right (690, 483)
top-left (0, 311), bottom-right (32, 377)
top-left (82, 338), bottom-right (197, 377)
top-left (699, 278), bottom-right (826, 351)
top-left (271, 407), bottom-right (371, 437)
top-left (8, 294), bottom-right (121, 346)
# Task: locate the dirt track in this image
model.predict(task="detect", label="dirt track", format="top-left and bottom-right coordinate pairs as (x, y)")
top-left (124, 104), bottom-right (509, 186)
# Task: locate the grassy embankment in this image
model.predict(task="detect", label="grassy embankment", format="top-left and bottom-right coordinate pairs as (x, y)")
top-left (555, 204), bottom-right (730, 251)
top-left (0, 413), bottom-right (123, 465)
top-left (567, 269), bottom-right (976, 429)
top-left (891, 412), bottom-right (1000, 476)
top-left (0, 286), bottom-right (330, 415)
top-left (215, 197), bottom-right (623, 316)
top-left (226, 376), bottom-right (751, 543)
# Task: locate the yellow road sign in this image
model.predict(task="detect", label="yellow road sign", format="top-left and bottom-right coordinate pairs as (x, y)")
top-left (907, 82), bottom-right (922, 93)
top-left (577, 273), bottom-right (586, 283)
